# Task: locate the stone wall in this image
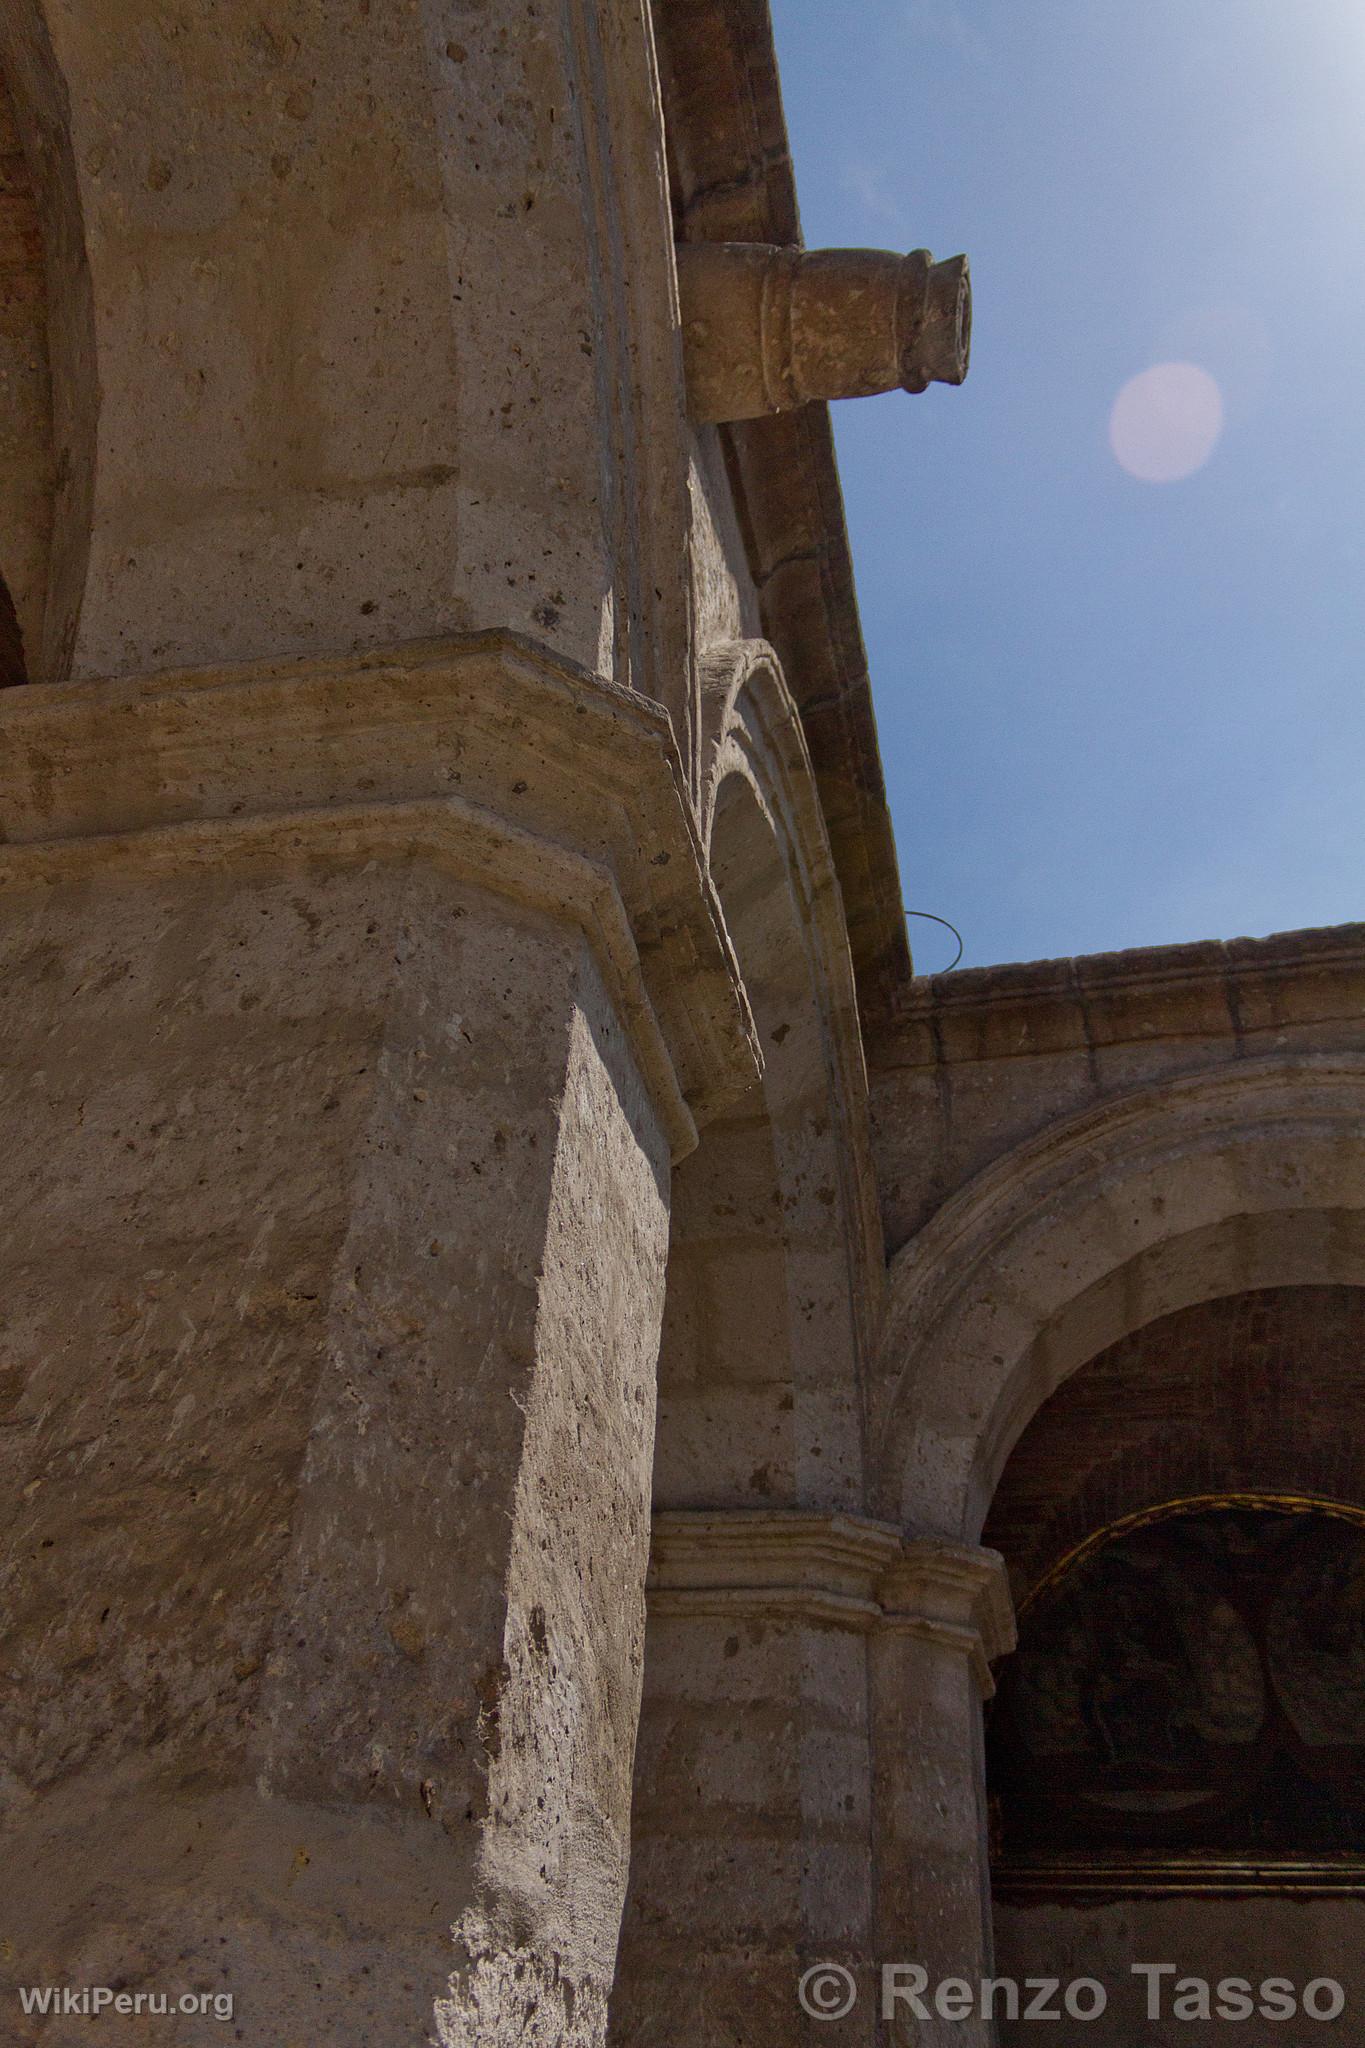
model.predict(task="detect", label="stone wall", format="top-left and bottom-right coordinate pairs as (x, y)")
top-left (993, 1899), bottom-right (1365, 2048)
top-left (870, 925), bottom-right (1365, 1258)
top-left (876, 934), bottom-right (1365, 2048)
top-left (0, 634), bottom-right (755, 2047)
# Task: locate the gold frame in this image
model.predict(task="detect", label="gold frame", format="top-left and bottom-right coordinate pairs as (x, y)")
top-left (995, 1492), bottom-right (1365, 1900)
top-left (1019, 1490), bottom-right (1365, 1619)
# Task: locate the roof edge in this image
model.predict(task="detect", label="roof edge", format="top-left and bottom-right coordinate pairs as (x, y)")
top-left (876, 922), bottom-right (1365, 1070)
top-left (653, 0), bottom-right (913, 1024)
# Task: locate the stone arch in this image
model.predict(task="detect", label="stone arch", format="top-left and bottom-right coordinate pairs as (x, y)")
top-left (866, 1058), bottom-right (1365, 2042)
top-left (983, 1284), bottom-right (1365, 1607)
top-left (0, 2), bottom-right (95, 682)
top-left (878, 1054), bottom-right (1365, 1541)
top-left (652, 638), bottom-right (879, 1510)
top-left (612, 643), bottom-right (883, 2044)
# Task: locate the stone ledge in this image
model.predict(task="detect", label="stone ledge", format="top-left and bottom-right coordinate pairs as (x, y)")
top-left (0, 630), bottom-right (761, 1150)
top-left (648, 1512), bottom-right (1015, 1688)
top-left (0, 794), bottom-right (699, 1162)
top-left (875, 923), bottom-right (1365, 1070)
top-left (879, 1538), bottom-right (1016, 1695)
top-left (648, 1509), bottom-right (901, 1629)
top-left (646, 1586), bottom-right (885, 1631)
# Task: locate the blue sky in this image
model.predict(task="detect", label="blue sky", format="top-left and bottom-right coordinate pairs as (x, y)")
top-left (770, 1), bottom-right (1365, 971)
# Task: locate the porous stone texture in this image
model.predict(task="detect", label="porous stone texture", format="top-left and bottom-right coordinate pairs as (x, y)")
top-left (870, 925), bottom-right (1365, 1256)
top-left (649, 758), bottom-right (869, 1515)
top-left (613, 1526), bottom-right (1012, 2048)
top-left (0, 0), bottom-right (693, 730)
top-left (870, 1547), bottom-right (1013, 2048)
top-left (655, 0), bottom-right (913, 1018)
top-left (676, 242), bottom-right (970, 423)
top-left (0, 624), bottom-right (746, 2047)
top-left (687, 429), bottom-right (764, 659)
top-left (2, 0), bottom-right (1364, 2037)
top-left (0, 848), bottom-right (670, 2045)
top-left (877, 937), bottom-right (1365, 2048)
top-left (614, 1603), bottom-right (879, 2046)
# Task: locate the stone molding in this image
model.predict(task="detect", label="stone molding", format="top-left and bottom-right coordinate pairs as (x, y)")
top-left (878, 921), bottom-right (1365, 1070)
top-left (647, 1512), bottom-right (1015, 1688)
top-left (879, 1054), bottom-right (1365, 1536)
top-left (0, 793), bottom-right (702, 1161)
top-left (648, 1509), bottom-right (901, 1630)
top-left (877, 1539), bottom-right (1016, 1697)
top-left (0, 629), bottom-right (761, 1157)
top-left (698, 638), bottom-right (886, 1339)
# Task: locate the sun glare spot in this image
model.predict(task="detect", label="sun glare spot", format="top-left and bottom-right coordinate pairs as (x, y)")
top-left (1109, 361), bottom-right (1224, 483)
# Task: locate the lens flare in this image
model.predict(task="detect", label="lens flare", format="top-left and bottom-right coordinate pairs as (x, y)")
top-left (1109, 361), bottom-right (1224, 483)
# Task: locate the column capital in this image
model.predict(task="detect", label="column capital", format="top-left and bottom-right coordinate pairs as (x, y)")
top-left (877, 1539), bottom-right (1016, 1696)
top-left (649, 1509), bottom-right (902, 1630)
top-left (647, 1513), bottom-right (1017, 1693)
top-left (0, 631), bottom-right (760, 1159)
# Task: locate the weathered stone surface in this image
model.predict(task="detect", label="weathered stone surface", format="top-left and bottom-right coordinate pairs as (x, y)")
top-left (0, 0), bottom-right (1360, 2039)
top-left (0, 624), bottom-right (750, 2043)
top-left (875, 939), bottom-right (1365, 2048)
top-left (0, 849), bottom-right (671, 2044)
top-left (677, 242), bottom-right (969, 422)
top-left (870, 924), bottom-right (1365, 1252)
top-left (655, 0), bottom-right (915, 1022)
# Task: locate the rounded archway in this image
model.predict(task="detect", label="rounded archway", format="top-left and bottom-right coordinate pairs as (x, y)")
top-left (872, 1059), bottom-right (1365, 2039)
top-left (878, 1055), bottom-right (1365, 1541)
top-left (979, 1285), bottom-right (1365, 2037)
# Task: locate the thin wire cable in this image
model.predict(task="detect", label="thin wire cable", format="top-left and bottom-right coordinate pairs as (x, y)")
top-left (906, 909), bottom-right (964, 972)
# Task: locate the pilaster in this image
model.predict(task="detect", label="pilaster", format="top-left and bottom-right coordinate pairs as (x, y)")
top-left (614, 1515), bottom-right (1015, 2048)
top-left (0, 636), bottom-right (753, 2048)
top-left (872, 1543), bottom-right (1015, 2048)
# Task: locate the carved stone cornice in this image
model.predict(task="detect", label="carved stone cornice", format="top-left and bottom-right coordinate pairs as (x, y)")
top-left (877, 1538), bottom-right (1016, 1697)
top-left (0, 630), bottom-right (761, 1158)
top-left (647, 1513), bottom-right (1016, 1693)
top-left (648, 1510), bottom-right (902, 1630)
top-left (879, 922), bottom-right (1365, 1069)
